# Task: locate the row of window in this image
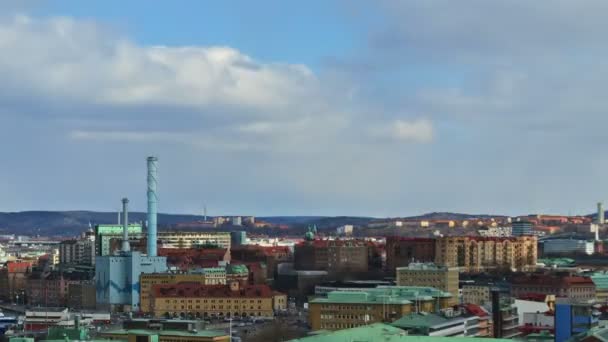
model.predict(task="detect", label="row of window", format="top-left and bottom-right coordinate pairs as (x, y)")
top-left (320, 323), bottom-right (362, 329)
top-left (164, 299), bottom-right (263, 304)
top-left (165, 305), bottom-right (264, 310)
top-left (320, 314), bottom-right (372, 321)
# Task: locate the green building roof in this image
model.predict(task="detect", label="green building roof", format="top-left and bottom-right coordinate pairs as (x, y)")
top-left (310, 286), bottom-right (451, 305)
top-left (591, 272), bottom-right (608, 290)
top-left (227, 264), bottom-right (249, 274)
top-left (391, 312), bottom-right (467, 330)
top-left (538, 258), bottom-right (576, 267)
top-left (288, 323), bottom-right (511, 342)
top-left (101, 328), bottom-right (228, 338)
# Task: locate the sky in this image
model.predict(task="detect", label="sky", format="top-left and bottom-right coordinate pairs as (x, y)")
top-left (1, 1), bottom-right (608, 217)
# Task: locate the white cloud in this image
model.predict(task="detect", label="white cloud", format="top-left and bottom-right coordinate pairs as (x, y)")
top-left (370, 119), bottom-right (434, 143)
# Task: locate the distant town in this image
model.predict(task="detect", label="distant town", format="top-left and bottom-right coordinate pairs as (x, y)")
top-left (0, 157), bottom-right (606, 342)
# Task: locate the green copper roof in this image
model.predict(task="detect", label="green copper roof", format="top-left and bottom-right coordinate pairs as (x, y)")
top-left (227, 264), bottom-right (249, 274)
top-left (287, 323), bottom-right (511, 342)
top-left (591, 272), bottom-right (608, 290)
top-left (391, 312), bottom-right (468, 330)
top-left (101, 328), bottom-right (227, 338)
top-left (538, 258), bottom-right (576, 267)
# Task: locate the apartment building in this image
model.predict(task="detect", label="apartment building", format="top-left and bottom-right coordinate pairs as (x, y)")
top-left (386, 237), bottom-right (436, 271)
top-left (59, 237), bottom-right (95, 266)
top-left (396, 263), bottom-right (459, 305)
top-left (435, 236), bottom-right (537, 272)
top-left (294, 240), bottom-right (369, 273)
top-left (150, 282), bottom-right (287, 319)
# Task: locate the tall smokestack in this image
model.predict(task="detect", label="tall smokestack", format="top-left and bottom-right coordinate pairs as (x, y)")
top-left (122, 198), bottom-right (130, 252)
top-left (599, 202), bottom-right (605, 225)
top-left (147, 156), bottom-right (158, 257)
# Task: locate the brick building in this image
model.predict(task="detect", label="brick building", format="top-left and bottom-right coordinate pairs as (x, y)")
top-left (294, 240), bottom-right (369, 273)
top-left (511, 274), bottom-right (596, 301)
top-left (231, 245), bottom-right (291, 279)
top-left (385, 237), bottom-right (436, 271)
top-left (0, 261), bottom-right (32, 302)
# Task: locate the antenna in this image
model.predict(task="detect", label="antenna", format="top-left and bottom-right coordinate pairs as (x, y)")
top-left (203, 204), bottom-right (207, 221)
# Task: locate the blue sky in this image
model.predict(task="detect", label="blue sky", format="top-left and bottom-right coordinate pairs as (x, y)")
top-left (2, 1), bottom-right (608, 217)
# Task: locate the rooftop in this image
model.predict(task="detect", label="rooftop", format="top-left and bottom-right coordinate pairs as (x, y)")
top-left (101, 328), bottom-right (228, 338)
top-left (310, 286), bottom-right (451, 305)
top-left (391, 312), bottom-right (471, 330)
top-left (153, 282), bottom-right (280, 298)
top-left (287, 323), bottom-right (512, 342)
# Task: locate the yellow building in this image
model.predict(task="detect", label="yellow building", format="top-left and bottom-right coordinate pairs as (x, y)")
top-left (150, 281), bottom-right (286, 319)
top-left (461, 284), bottom-right (492, 305)
top-left (140, 273), bottom-right (206, 313)
top-left (396, 263), bottom-right (459, 305)
top-left (435, 236), bottom-right (537, 272)
top-left (308, 286), bottom-right (452, 331)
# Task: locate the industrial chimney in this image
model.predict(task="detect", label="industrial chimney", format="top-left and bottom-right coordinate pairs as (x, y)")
top-left (122, 198), bottom-right (130, 252)
top-left (598, 202), bottom-right (605, 225)
top-left (147, 156), bottom-right (158, 257)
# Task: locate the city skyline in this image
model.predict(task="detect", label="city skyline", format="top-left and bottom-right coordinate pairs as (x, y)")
top-left (2, 1), bottom-right (608, 216)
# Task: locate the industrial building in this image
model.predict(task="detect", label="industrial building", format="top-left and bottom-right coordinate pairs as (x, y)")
top-left (95, 157), bottom-right (168, 312)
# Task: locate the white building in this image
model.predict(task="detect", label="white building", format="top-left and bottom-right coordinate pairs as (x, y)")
top-left (543, 239), bottom-right (595, 255)
top-left (336, 225), bottom-right (354, 236)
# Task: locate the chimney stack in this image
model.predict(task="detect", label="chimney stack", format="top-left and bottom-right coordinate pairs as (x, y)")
top-left (598, 202), bottom-right (605, 225)
top-left (147, 156), bottom-right (158, 257)
top-left (122, 198), bottom-right (130, 252)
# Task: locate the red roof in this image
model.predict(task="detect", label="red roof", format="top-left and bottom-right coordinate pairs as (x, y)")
top-left (153, 282), bottom-right (280, 299)
top-left (7, 261), bottom-right (31, 273)
top-left (512, 275), bottom-right (594, 287)
top-left (462, 303), bottom-right (488, 317)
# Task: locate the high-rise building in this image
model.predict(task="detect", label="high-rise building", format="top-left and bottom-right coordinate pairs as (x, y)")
top-left (435, 236), bottom-right (537, 272)
top-left (59, 236), bottom-right (95, 266)
top-left (395, 263), bottom-right (459, 305)
top-left (512, 221), bottom-right (533, 236)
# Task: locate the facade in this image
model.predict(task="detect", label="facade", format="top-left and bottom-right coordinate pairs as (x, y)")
top-left (294, 240), bottom-right (369, 273)
top-left (396, 263), bottom-right (459, 305)
top-left (95, 251), bottom-right (168, 312)
top-left (308, 286), bottom-right (453, 331)
top-left (157, 231), bottom-right (231, 250)
top-left (59, 236), bottom-right (95, 266)
top-left (542, 239), bottom-right (595, 256)
top-left (435, 236), bottom-right (537, 272)
top-left (493, 294), bottom-right (521, 339)
top-left (26, 271), bottom-right (93, 307)
top-left (462, 285), bottom-right (492, 305)
top-left (68, 281), bottom-right (97, 310)
top-left (512, 221), bottom-right (533, 236)
top-left (0, 261), bottom-right (32, 302)
top-left (386, 237), bottom-right (436, 271)
top-left (391, 311), bottom-right (483, 337)
top-left (140, 266), bottom-right (250, 314)
top-left (555, 302), bottom-right (599, 342)
top-left (478, 226), bottom-right (512, 237)
top-left (150, 282), bottom-right (287, 319)
top-left (95, 224), bottom-right (143, 256)
top-left (511, 275), bottom-right (596, 301)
